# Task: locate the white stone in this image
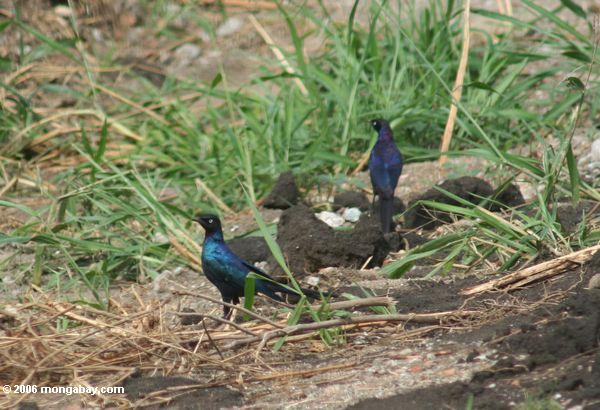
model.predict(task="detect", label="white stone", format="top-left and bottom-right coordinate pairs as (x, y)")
top-left (591, 138), bottom-right (600, 162)
top-left (343, 207), bottom-right (361, 222)
top-left (305, 276), bottom-right (320, 287)
top-left (175, 43), bottom-right (201, 61)
top-left (315, 211), bottom-right (345, 228)
top-left (217, 17), bottom-right (244, 37)
top-left (588, 274), bottom-right (600, 289)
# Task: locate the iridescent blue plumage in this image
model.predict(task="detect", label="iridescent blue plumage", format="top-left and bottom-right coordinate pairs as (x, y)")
top-left (194, 214), bottom-right (323, 318)
top-left (368, 119), bottom-right (403, 234)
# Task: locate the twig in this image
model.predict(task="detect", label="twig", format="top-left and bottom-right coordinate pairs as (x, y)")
top-left (462, 244), bottom-right (600, 295)
top-left (195, 178), bottom-right (234, 215)
top-left (170, 287), bottom-right (284, 329)
top-left (230, 310), bottom-right (477, 350)
top-left (309, 296), bottom-right (393, 311)
top-left (170, 311), bottom-right (258, 337)
top-left (439, 0), bottom-right (471, 166)
top-left (202, 319), bottom-right (224, 360)
top-left (248, 14), bottom-right (309, 96)
top-left (252, 361), bottom-right (358, 381)
top-left (199, 0), bottom-right (277, 10)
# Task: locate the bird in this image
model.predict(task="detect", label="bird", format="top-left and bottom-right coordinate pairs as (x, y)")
top-left (193, 214), bottom-right (326, 319)
top-left (368, 119), bottom-right (403, 234)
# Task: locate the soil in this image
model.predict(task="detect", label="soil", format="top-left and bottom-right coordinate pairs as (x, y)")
top-left (555, 200), bottom-right (600, 234)
top-left (272, 204), bottom-right (390, 276)
top-left (332, 191), bottom-right (371, 212)
top-left (263, 171), bottom-right (301, 210)
top-left (227, 236), bottom-right (271, 265)
top-left (404, 176), bottom-right (525, 230)
top-left (350, 253), bottom-right (600, 410)
top-left (123, 377), bottom-right (243, 410)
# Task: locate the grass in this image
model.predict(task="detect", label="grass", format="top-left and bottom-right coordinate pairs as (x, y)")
top-left (0, 0), bottom-right (598, 306)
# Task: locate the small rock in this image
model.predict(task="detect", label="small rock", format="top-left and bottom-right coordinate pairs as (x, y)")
top-left (306, 276), bottom-right (320, 286)
top-left (54, 5), bottom-right (72, 17)
top-left (588, 274), bottom-right (600, 289)
top-left (175, 43), bottom-right (201, 61)
top-left (152, 270), bottom-right (172, 294)
top-left (342, 207), bottom-right (361, 222)
top-left (255, 261), bottom-right (269, 272)
top-left (591, 138), bottom-right (600, 162)
top-left (217, 17), bottom-right (244, 37)
top-left (153, 232), bottom-right (169, 243)
top-left (316, 211), bottom-right (345, 228)
top-left (264, 171), bottom-right (300, 209)
top-left (333, 191), bottom-right (370, 211)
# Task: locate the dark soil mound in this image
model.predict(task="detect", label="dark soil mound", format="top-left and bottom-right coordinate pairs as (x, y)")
top-left (227, 236), bottom-right (270, 264)
top-left (404, 176), bottom-right (524, 230)
top-left (333, 191), bottom-right (370, 211)
top-left (273, 204), bottom-right (389, 275)
top-left (263, 171), bottom-right (300, 209)
top-left (123, 376), bottom-right (243, 409)
top-left (555, 200), bottom-right (600, 234)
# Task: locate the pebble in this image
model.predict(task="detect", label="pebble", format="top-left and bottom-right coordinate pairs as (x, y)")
top-left (342, 207), bottom-right (361, 222)
top-left (577, 137), bottom-right (600, 180)
top-left (588, 274), bottom-right (600, 289)
top-left (175, 43), bottom-right (201, 61)
top-left (254, 261), bottom-right (269, 272)
top-left (217, 17), bottom-right (244, 37)
top-left (306, 276), bottom-right (320, 287)
top-left (591, 138), bottom-right (600, 162)
top-left (315, 211), bottom-right (345, 228)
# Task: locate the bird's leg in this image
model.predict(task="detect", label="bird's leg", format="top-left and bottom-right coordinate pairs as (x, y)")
top-left (222, 296), bottom-right (233, 320)
top-left (229, 296), bottom-right (240, 322)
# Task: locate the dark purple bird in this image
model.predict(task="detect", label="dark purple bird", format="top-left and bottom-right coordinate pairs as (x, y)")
top-left (368, 119), bottom-right (403, 234)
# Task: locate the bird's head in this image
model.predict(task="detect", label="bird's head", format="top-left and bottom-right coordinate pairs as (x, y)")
top-left (192, 214), bottom-right (222, 234)
top-left (370, 118), bottom-right (389, 133)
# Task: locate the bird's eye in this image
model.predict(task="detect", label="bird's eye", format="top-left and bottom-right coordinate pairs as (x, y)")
top-left (208, 219), bottom-right (213, 224)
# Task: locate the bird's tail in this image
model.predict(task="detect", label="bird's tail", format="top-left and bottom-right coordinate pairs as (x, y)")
top-left (380, 196), bottom-right (394, 234)
top-left (269, 282), bottom-right (332, 300)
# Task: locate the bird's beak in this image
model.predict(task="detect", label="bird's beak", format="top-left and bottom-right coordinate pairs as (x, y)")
top-left (192, 216), bottom-right (204, 226)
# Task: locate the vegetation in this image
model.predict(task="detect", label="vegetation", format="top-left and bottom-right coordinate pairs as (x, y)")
top-left (0, 0), bottom-right (598, 307)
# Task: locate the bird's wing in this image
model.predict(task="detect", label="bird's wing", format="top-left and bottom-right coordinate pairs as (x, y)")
top-left (240, 260), bottom-right (277, 282)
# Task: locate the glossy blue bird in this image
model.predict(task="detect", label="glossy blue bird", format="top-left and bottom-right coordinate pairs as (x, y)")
top-left (368, 119), bottom-right (403, 234)
top-left (194, 214), bottom-right (324, 319)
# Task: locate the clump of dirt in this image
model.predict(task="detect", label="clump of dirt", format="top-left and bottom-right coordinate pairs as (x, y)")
top-left (555, 200), bottom-right (600, 234)
top-left (123, 376), bottom-right (243, 409)
top-left (273, 204), bottom-right (389, 276)
top-left (227, 236), bottom-right (270, 264)
top-left (263, 171), bottom-right (300, 209)
top-left (404, 176), bottom-right (524, 230)
top-left (332, 191), bottom-right (370, 211)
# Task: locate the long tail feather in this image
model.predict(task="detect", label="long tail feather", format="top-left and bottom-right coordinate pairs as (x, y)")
top-left (269, 282), bottom-right (332, 300)
top-left (380, 197), bottom-right (394, 234)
